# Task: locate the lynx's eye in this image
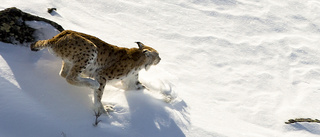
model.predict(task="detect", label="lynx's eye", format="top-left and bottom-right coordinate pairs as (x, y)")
top-left (142, 49), bottom-right (148, 53)
top-left (142, 49), bottom-right (151, 57)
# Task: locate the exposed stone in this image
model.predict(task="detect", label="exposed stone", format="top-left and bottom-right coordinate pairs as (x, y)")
top-left (0, 7), bottom-right (64, 45)
top-left (47, 8), bottom-right (57, 14)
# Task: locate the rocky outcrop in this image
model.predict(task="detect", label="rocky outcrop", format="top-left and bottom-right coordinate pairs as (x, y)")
top-left (0, 7), bottom-right (64, 45)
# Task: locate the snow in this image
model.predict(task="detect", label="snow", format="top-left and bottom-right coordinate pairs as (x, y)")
top-left (1, 0), bottom-right (320, 137)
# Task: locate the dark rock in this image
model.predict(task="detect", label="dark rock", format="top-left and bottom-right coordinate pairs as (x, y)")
top-left (0, 7), bottom-right (64, 45)
top-left (47, 8), bottom-right (57, 14)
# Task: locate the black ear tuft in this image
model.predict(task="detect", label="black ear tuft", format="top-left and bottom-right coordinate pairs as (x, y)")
top-left (135, 42), bottom-right (144, 50)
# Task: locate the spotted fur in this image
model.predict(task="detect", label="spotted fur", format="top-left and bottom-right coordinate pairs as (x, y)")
top-left (30, 30), bottom-right (161, 114)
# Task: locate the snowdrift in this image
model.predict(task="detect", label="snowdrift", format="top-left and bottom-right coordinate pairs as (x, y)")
top-left (1, 0), bottom-right (320, 137)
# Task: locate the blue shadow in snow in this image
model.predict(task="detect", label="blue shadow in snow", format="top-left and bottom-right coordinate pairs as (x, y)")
top-left (286, 123), bottom-right (320, 135)
top-left (124, 91), bottom-right (189, 137)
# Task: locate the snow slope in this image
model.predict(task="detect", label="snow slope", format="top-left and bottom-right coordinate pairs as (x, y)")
top-left (1, 0), bottom-right (320, 137)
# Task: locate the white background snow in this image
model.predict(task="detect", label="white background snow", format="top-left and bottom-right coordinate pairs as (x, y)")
top-left (1, 0), bottom-right (320, 137)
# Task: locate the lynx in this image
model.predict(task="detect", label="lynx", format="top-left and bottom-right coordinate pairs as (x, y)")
top-left (30, 30), bottom-right (161, 116)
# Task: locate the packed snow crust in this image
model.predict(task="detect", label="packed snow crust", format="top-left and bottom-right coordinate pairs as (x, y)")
top-left (1, 0), bottom-right (320, 137)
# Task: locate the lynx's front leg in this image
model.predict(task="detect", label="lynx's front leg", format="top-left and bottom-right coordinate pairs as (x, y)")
top-left (93, 88), bottom-right (106, 115)
top-left (92, 76), bottom-right (115, 115)
top-left (92, 76), bottom-right (117, 126)
top-left (122, 73), bottom-right (146, 90)
top-left (92, 79), bottom-right (105, 126)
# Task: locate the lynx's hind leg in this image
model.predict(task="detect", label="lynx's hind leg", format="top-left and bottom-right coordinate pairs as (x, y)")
top-left (65, 63), bottom-right (100, 89)
top-left (59, 60), bottom-right (71, 78)
top-left (63, 33), bottom-right (99, 89)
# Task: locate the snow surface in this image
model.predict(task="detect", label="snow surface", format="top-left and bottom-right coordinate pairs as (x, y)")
top-left (1, 0), bottom-right (320, 137)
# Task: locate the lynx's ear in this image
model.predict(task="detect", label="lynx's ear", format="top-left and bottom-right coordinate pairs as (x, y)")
top-left (135, 42), bottom-right (144, 50)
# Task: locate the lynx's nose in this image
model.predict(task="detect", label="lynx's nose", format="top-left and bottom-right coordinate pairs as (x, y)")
top-left (154, 57), bottom-right (161, 65)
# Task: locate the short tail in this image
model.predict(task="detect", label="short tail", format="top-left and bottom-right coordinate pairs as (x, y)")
top-left (30, 40), bottom-right (50, 52)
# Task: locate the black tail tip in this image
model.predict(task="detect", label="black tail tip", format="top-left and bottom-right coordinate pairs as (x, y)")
top-left (31, 48), bottom-right (39, 52)
top-left (30, 42), bottom-right (39, 52)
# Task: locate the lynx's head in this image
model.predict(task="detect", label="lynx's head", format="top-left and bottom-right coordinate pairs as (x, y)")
top-left (136, 42), bottom-right (161, 70)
